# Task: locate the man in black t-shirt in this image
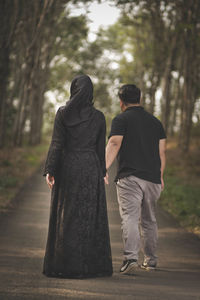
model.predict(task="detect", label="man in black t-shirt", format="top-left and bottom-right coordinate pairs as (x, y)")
top-left (105, 84), bottom-right (166, 274)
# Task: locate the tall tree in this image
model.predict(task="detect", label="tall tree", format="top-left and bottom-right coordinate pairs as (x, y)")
top-left (178, 0), bottom-right (200, 152)
top-left (0, 0), bottom-right (18, 147)
top-left (0, 0), bottom-right (92, 147)
top-left (110, 0), bottom-right (200, 151)
top-left (13, 0), bottom-right (67, 146)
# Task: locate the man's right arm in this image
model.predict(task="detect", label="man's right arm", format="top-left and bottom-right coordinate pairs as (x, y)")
top-left (106, 135), bottom-right (123, 170)
top-left (105, 115), bottom-right (125, 184)
top-left (104, 135), bottom-right (123, 184)
top-left (159, 139), bottom-right (166, 190)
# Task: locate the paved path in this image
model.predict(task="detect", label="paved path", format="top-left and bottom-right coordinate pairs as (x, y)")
top-left (0, 164), bottom-right (200, 300)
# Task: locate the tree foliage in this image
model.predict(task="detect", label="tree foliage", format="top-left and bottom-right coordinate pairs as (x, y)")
top-left (0, 0), bottom-right (92, 147)
top-left (104, 0), bottom-right (200, 152)
top-left (1, 0), bottom-right (200, 154)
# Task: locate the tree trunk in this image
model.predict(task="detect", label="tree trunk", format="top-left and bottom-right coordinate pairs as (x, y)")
top-left (0, 0), bottom-right (18, 147)
top-left (13, 0), bottom-right (59, 146)
top-left (149, 73), bottom-right (160, 115)
top-left (179, 0), bottom-right (200, 152)
top-left (0, 48), bottom-right (9, 147)
top-left (161, 33), bottom-right (178, 134)
top-left (169, 76), bottom-right (182, 136)
top-left (13, 49), bottom-right (35, 146)
top-left (29, 45), bottom-right (51, 145)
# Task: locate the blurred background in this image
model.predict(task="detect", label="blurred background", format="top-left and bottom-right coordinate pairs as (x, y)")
top-left (0, 0), bottom-right (200, 235)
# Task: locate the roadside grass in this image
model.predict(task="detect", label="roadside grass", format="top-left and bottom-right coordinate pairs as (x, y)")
top-left (0, 139), bottom-right (49, 212)
top-left (159, 138), bottom-right (200, 236)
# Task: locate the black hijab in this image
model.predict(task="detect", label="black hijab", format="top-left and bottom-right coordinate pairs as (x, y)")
top-left (60, 74), bottom-right (95, 138)
top-left (63, 74), bottom-right (95, 127)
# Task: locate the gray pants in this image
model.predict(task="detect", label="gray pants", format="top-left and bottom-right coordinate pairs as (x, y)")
top-left (116, 175), bottom-right (161, 265)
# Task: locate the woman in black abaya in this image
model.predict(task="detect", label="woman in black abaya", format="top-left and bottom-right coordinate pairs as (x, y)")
top-left (43, 74), bottom-right (113, 278)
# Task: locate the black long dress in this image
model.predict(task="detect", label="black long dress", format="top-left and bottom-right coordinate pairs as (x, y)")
top-left (43, 75), bottom-right (113, 279)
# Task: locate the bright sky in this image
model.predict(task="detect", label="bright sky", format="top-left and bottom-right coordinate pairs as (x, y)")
top-left (88, 2), bottom-right (120, 30)
top-left (71, 1), bottom-right (120, 41)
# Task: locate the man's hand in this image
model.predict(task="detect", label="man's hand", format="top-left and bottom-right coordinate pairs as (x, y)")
top-left (104, 172), bottom-right (109, 185)
top-left (46, 174), bottom-right (55, 189)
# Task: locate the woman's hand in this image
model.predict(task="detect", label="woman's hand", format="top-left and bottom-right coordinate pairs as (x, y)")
top-left (46, 174), bottom-right (55, 189)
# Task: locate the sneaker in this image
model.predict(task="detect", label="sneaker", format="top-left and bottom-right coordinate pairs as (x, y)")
top-left (120, 259), bottom-right (138, 274)
top-left (141, 262), bottom-right (156, 270)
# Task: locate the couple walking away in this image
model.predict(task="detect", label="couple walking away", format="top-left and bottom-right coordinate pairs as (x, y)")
top-left (43, 74), bottom-right (166, 278)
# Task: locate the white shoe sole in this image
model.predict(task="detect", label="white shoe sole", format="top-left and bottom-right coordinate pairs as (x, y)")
top-left (120, 263), bottom-right (138, 275)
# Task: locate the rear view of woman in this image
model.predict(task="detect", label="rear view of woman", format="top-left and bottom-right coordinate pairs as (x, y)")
top-left (43, 74), bottom-right (113, 279)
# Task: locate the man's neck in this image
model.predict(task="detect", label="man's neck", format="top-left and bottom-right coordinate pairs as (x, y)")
top-left (126, 103), bottom-right (140, 107)
top-left (123, 103), bottom-right (141, 111)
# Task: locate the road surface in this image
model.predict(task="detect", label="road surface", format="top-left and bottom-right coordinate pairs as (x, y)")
top-left (0, 164), bottom-right (200, 300)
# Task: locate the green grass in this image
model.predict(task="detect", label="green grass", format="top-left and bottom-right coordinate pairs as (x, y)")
top-left (0, 176), bottom-right (19, 189)
top-left (23, 143), bottom-right (49, 166)
top-left (159, 167), bottom-right (200, 234)
top-left (0, 139), bottom-right (49, 211)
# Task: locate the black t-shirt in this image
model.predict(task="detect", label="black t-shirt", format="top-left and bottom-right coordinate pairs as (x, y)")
top-left (109, 106), bottom-right (166, 184)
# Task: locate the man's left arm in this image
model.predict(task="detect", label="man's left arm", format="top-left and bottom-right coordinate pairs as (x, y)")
top-left (159, 138), bottom-right (166, 190)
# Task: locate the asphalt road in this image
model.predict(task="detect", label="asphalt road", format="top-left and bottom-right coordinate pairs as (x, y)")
top-left (0, 164), bottom-right (200, 300)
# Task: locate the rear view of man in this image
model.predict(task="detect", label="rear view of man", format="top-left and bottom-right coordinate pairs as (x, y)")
top-left (105, 84), bottom-right (166, 274)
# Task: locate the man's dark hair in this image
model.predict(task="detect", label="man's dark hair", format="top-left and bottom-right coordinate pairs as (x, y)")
top-left (118, 84), bottom-right (141, 104)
